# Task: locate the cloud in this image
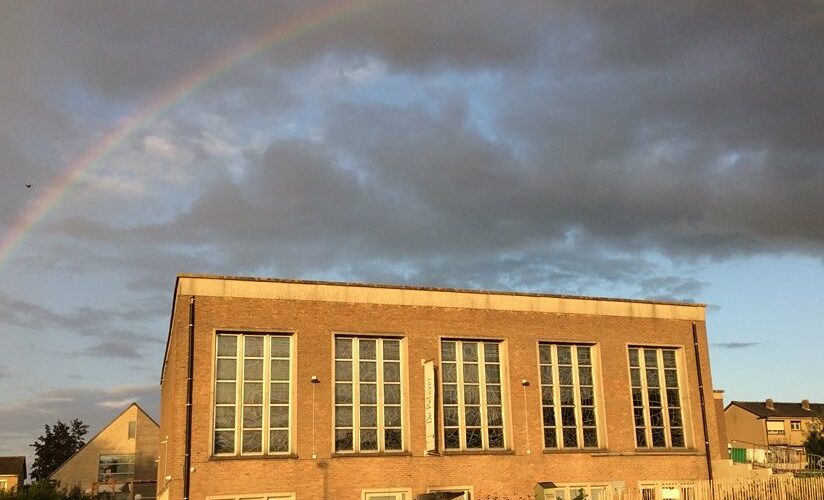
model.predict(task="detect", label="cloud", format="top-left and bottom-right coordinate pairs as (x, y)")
top-left (0, 385), bottom-right (159, 456)
top-left (712, 341), bottom-right (763, 349)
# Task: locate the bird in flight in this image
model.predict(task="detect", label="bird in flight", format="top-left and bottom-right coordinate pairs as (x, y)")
top-left (25, 184), bottom-right (31, 189)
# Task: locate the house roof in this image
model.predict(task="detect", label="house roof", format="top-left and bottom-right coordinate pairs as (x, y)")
top-left (0, 456), bottom-right (26, 476)
top-left (48, 402), bottom-right (158, 479)
top-left (728, 401), bottom-right (824, 418)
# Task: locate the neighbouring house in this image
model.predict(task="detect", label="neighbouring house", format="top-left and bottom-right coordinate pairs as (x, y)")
top-left (157, 274), bottom-right (732, 500)
top-left (725, 399), bottom-right (824, 449)
top-left (0, 456), bottom-right (26, 492)
top-left (50, 402), bottom-right (159, 499)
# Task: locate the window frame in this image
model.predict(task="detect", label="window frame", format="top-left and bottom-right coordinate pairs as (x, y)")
top-left (332, 335), bottom-right (406, 454)
top-left (211, 331), bottom-right (295, 457)
top-left (551, 483), bottom-right (612, 500)
top-left (766, 420), bottom-right (786, 435)
top-left (439, 338), bottom-right (508, 452)
top-left (628, 346), bottom-right (689, 449)
top-left (425, 486), bottom-right (473, 499)
top-left (205, 494), bottom-right (295, 500)
top-left (638, 481), bottom-right (697, 500)
top-left (791, 420), bottom-right (802, 431)
top-left (97, 454), bottom-right (135, 482)
top-left (537, 342), bottom-right (601, 450)
top-left (361, 488), bottom-right (412, 500)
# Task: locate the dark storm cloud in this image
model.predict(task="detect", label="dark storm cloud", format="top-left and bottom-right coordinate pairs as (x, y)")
top-left (8, 0), bottom-right (824, 300)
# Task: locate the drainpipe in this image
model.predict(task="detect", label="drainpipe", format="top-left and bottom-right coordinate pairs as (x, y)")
top-left (692, 322), bottom-right (713, 481)
top-left (183, 297), bottom-right (195, 500)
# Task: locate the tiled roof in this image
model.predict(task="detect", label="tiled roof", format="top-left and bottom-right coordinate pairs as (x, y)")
top-left (730, 401), bottom-right (824, 418)
top-left (0, 456), bottom-right (25, 476)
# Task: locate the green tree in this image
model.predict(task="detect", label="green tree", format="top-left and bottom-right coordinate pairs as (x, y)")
top-left (804, 416), bottom-right (824, 458)
top-left (29, 419), bottom-right (89, 481)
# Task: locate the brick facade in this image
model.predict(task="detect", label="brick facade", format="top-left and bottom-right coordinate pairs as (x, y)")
top-left (157, 275), bottom-right (725, 500)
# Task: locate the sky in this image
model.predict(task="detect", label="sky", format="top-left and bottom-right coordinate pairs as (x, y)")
top-left (1, 0), bottom-right (824, 461)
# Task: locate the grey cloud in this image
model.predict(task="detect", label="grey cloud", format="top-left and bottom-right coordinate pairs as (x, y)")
top-left (712, 341), bottom-right (763, 349)
top-left (0, 385), bottom-right (159, 457)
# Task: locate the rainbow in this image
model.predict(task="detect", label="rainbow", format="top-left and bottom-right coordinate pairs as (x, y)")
top-left (0, 0), bottom-right (390, 273)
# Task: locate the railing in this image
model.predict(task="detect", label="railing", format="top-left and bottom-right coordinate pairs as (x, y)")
top-left (730, 440), bottom-right (824, 472)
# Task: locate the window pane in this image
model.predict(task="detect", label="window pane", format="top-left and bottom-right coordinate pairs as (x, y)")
top-left (244, 336), bottom-right (264, 357)
top-left (583, 428), bottom-right (598, 448)
top-left (359, 339), bottom-right (377, 360)
top-left (243, 382), bottom-right (263, 404)
top-left (383, 362), bottom-right (400, 382)
top-left (556, 346), bottom-right (571, 365)
top-left (216, 382), bottom-right (236, 404)
top-left (465, 407), bottom-right (481, 426)
top-left (463, 363), bottom-right (479, 383)
top-left (441, 341), bottom-right (456, 361)
top-left (214, 431), bottom-right (234, 454)
top-left (270, 383), bottom-right (289, 404)
top-left (577, 346), bottom-right (591, 365)
top-left (361, 429), bottom-right (378, 450)
top-left (360, 361), bottom-right (377, 382)
top-left (539, 345), bottom-right (552, 364)
top-left (562, 428), bottom-right (577, 447)
top-left (243, 406), bottom-right (262, 428)
top-left (335, 383), bottom-right (352, 404)
top-left (270, 336), bottom-right (290, 358)
top-left (383, 340), bottom-right (400, 360)
top-left (244, 359), bottom-right (263, 380)
top-left (488, 427), bottom-right (504, 448)
top-left (336, 361), bottom-right (353, 381)
top-left (242, 430), bottom-right (262, 453)
top-left (484, 343), bottom-right (499, 362)
top-left (270, 359), bottom-right (289, 381)
top-left (465, 428), bottom-right (483, 448)
top-left (444, 406), bottom-right (459, 426)
top-left (464, 385), bottom-right (480, 405)
top-left (269, 406), bottom-right (289, 428)
top-left (384, 384), bottom-right (401, 404)
top-left (269, 430), bottom-right (289, 453)
top-left (385, 406), bottom-right (401, 427)
top-left (485, 364), bottom-right (501, 383)
top-left (486, 385), bottom-right (502, 405)
top-left (335, 429), bottom-right (353, 451)
top-left (217, 335), bottom-right (237, 357)
top-left (216, 359), bottom-right (236, 380)
top-left (360, 406), bottom-right (377, 427)
top-left (444, 428), bottom-right (460, 449)
top-left (544, 428), bottom-right (557, 448)
top-left (462, 342), bottom-right (478, 362)
top-left (442, 363), bottom-right (457, 383)
top-left (335, 406), bottom-right (353, 427)
top-left (335, 338), bottom-right (352, 359)
top-left (488, 406), bottom-right (503, 426)
top-left (384, 428), bottom-right (402, 450)
top-left (443, 384), bottom-right (458, 405)
top-left (360, 384), bottom-right (377, 404)
top-left (215, 407), bottom-right (235, 428)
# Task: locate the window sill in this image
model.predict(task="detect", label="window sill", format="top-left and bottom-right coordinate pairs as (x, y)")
top-left (331, 451), bottom-right (412, 458)
top-left (210, 453), bottom-right (298, 461)
top-left (543, 448), bottom-right (605, 455)
top-left (442, 449), bottom-right (515, 456)
top-left (589, 449), bottom-right (703, 457)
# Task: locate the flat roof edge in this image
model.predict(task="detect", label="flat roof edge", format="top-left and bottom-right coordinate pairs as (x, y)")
top-left (175, 273), bottom-right (706, 308)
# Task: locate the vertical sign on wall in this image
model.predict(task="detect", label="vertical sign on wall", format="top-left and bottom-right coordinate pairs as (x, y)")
top-left (423, 359), bottom-right (437, 454)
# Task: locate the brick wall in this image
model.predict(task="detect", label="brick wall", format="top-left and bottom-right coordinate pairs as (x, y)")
top-left (159, 279), bottom-right (724, 500)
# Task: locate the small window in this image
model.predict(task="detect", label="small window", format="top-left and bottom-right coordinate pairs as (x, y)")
top-left (552, 484), bottom-right (610, 500)
top-left (98, 454), bottom-right (135, 482)
top-left (128, 421), bottom-right (136, 439)
top-left (791, 420), bottom-right (802, 431)
top-left (766, 421), bottom-right (785, 435)
top-left (362, 489), bottom-right (411, 500)
top-left (426, 487), bottom-right (472, 499)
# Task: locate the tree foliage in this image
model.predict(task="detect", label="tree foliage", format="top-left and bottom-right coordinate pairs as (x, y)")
top-left (804, 416), bottom-right (824, 458)
top-left (29, 419), bottom-right (89, 482)
top-left (0, 481), bottom-right (90, 500)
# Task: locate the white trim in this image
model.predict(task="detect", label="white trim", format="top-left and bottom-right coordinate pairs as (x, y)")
top-left (362, 488), bottom-right (412, 500)
top-left (205, 493), bottom-right (295, 500)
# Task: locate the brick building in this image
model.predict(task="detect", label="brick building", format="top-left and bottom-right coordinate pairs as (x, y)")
top-left (157, 275), bottom-right (728, 500)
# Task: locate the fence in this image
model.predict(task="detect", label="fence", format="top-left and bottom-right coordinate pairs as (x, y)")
top-left (622, 475), bottom-right (824, 500)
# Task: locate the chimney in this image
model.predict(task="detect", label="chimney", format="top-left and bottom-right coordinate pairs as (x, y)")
top-left (802, 399), bottom-right (811, 411)
top-left (766, 398), bottom-right (775, 410)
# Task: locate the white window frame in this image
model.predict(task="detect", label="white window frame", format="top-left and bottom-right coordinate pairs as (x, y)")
top-left (333, 335), bottom-right (406, 453)
top-left (212, 332), bottom-right (294, 457)
top-left (628, 346), bottom-right (688, 449)
top-left (538, 343), bottom-right (600, 449)
top-left (440, 339), bottom-right (507, 451)
top-left (362, 488), bottom-right (412, 500)
top-left (551, 484), bottom-right (612, 500)
top-left (0, 480), bottom-right (8, 491)
top-left (791, 420), bottom-right (802, 431)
